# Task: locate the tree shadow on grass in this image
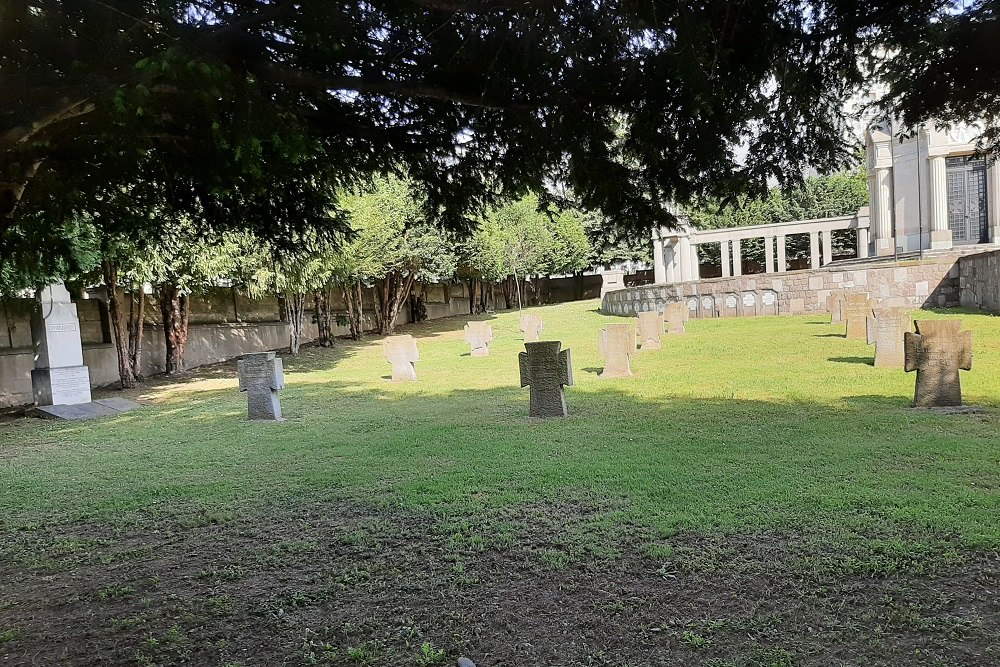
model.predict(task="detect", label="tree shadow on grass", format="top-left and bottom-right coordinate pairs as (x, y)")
top-left (829, 356), bottom-right (874, 366)
top-left (815, 333), bottom-right (846, 338)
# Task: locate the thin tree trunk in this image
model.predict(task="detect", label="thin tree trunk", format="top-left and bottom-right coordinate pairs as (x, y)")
top-left (313, 288), bottom-right (333, 347)
top-left (159, 282), bottom-right (189, 374)
top-left (285, 291), bottom-right (306, 354)
top-left (127, 288), bottom-right (145, 378)
top-left (341, 282), bottom-right (364, 340)
top-left (375, 271), bottom-right (415, 335)
top-left (102, 260), bottom-right (139, 389)
top-left (467, 278), bottom-right (477, 314)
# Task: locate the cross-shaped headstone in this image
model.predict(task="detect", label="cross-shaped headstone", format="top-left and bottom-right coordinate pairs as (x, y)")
top-left (636, 311), bottom-right (662, 350)
top-left (664, 301), bottom-right (686, 335)
top-left (519, 341), bottom-right (574, 417)
top-left (905, 320), bottom-right (973, 407)
top-left (238, 351), bottom-right (285, 421)
top-left (843, 293), bottom-right (872, 340)
top-left (520, 314), bottom-right (543, 342)
top-left (599, 324), bottom-right (635, 378)
top-left (464, 321), bottom-right (494, 357)
top-left (827, 294), bottom-right (845, 324)
top-left (384, 334), bottom-right (419, 381)
top-left (866, 308), bottom-right (911, 367)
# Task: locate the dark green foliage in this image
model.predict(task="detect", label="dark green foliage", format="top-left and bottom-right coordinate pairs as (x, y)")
top-left (1, 0), bottom-right (951, 260)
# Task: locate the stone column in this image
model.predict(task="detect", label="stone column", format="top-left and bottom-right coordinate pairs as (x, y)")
top-left (776, 235), bottom-right (786, 272)
top-left (652, 233), bottom-right (666, 283)
top-left (873, 167), bottom-right (895, 256)
top-left (989, 162), bottom-right (1000, 245)
top-left (720, 239), bottom-right (731, 278)
top-left (857, 226), bottom-right (870, 258)
top-left (929, 155), bottom-right (952, 250)
top-left (732, 239), bottom-right (742, 277)
top-left (690, 242), bottom-right (701, 280)
top-left (822, 231), bottom-right (833, 265)
top-left (809, 232), bottom-right (820, 269)
top-left (664, 244), bottom-right (676, 283)
top-left (676, 236), bottom-right (691, 282)
top-left (764, 236), bottom-right (775, 273)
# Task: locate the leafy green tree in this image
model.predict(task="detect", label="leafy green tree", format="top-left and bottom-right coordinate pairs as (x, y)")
top-left (341, 177), bottom-right (458, 335)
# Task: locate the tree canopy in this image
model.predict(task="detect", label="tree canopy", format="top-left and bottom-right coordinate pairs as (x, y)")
top-left (1, 0), bottom-right (962, 265)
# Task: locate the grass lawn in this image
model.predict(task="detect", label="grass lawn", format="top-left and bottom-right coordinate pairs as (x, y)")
top-left (1, 300), bottom-right (998, 667)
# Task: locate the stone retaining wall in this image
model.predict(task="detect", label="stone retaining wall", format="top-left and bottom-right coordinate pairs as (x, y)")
top-left (958, 250), bottom-right (1000, 313)
top-left (602, 253), bottom-right (965, 318)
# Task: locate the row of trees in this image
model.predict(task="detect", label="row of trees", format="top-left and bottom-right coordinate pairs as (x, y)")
top-left (3, 175), bottom-right (608, 389)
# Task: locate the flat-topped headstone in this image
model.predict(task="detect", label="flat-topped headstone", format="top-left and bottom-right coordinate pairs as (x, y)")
top-left (827, 294), bottom-right (846, 324)
top-left (905, 320), bottom-right (973, 407)
top-left (519, 341), bottom-right (574, 417)
top-left (520, 314), bottom-right (543, 342)
top-left (238, 351), bottom-right (285, 420)
top-left (384, 335), bottom-right (419, 381)
top-left (636, 311), bottom-right (662, 350)
top-left (464, 321), bottom-right (494, 357)
top-left (30, 282), bottom-right (92, 407)
top-left (843, 293), bottom-right (872, 340)
top-left (599, 324), bottom-right (635, 378)
top-left (664, 301), bottom-right (686, 334)
top-left (867, 308), bottom-right (911, 368)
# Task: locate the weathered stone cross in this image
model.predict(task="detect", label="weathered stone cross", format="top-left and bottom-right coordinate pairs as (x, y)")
top-left (520, 314), bottom-right (543, 342)
top-left (599, 323), bottom-right (635, 378)
top-left (238, 351), bottom-right (285, 421)
top-left (636, 311), bottom-right (662, 350)
top-left (463, 321), bottom-right (494, 357)
top-left (384, 334), bottom-right (419, 381)
top-left (519, 341), bottom-right (574, 417)
top-left (904, 320), bottom-right (973, 407)
top-left (663, 301), bottom-right (686, 335)
top-left (866, 308), bottom-right (911, 367)
top-left (843, 293), bottom-right (872, 340)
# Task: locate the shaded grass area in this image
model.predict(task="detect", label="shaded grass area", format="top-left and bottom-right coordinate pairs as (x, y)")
top-left (1, 300), bottom-right (999, 665)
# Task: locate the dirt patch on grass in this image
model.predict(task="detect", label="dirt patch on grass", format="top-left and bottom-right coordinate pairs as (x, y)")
top-left (1, 500), bottom-right (997, 666)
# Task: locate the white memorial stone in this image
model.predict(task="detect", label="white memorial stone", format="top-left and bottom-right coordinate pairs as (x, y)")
top-left (30, 283), bottom-right (92, 406)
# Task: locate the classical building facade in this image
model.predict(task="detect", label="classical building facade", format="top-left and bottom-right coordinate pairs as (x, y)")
top-left (650, 123), bottom-right (1000, 284)
top-left (867, 122), bottom-right (1000, 254)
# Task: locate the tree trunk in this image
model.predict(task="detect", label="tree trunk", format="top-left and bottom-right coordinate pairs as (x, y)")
top-left (501, 277), bottom-right (514, 310)
top-left (127, 288), bottom-right (145, 379)
top-left (284, 291), bottom-right (307, 354)
top-left (159, 282), bottom-right (189, 374)
top-left (341, 282), bottom-right (364, 340)
top-left (102, 260), bottom-right (139, 389)
top-left (374, 271), bottom-right (415, 335)
top-left (467, 278), bottom-right (477, 314)
top-left (313, 288), bottom-right (334, 347)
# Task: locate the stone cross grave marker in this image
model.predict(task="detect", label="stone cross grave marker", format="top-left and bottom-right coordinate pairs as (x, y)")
top-left (827, 294), bottom-right (845, 324)
top-left (464, 321), bottom-right (494, 357)
top-left (867, 308), bottom-right (911, 367)
top-left (520, 314), bottom-right (543, 342)
top-left (238, 351), bottom-right (285, 421)
top-left (519, 341), bottom-right (574, 417)
top-left (843, 293), bottom-right (872, 340)
top-left (599, 323), bottom-right (635, 378)
top-left (664, 301), bottom-right (686, 334)
top-left (904, 320), bottom-right (973, 407)
top-left (636, 311), bottom-right (662, 350)
top-left (384, 334), bottom-right (419, 381)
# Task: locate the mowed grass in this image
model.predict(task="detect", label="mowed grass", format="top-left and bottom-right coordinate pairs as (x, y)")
top-left (1, 300), bottom-right (999, 547)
